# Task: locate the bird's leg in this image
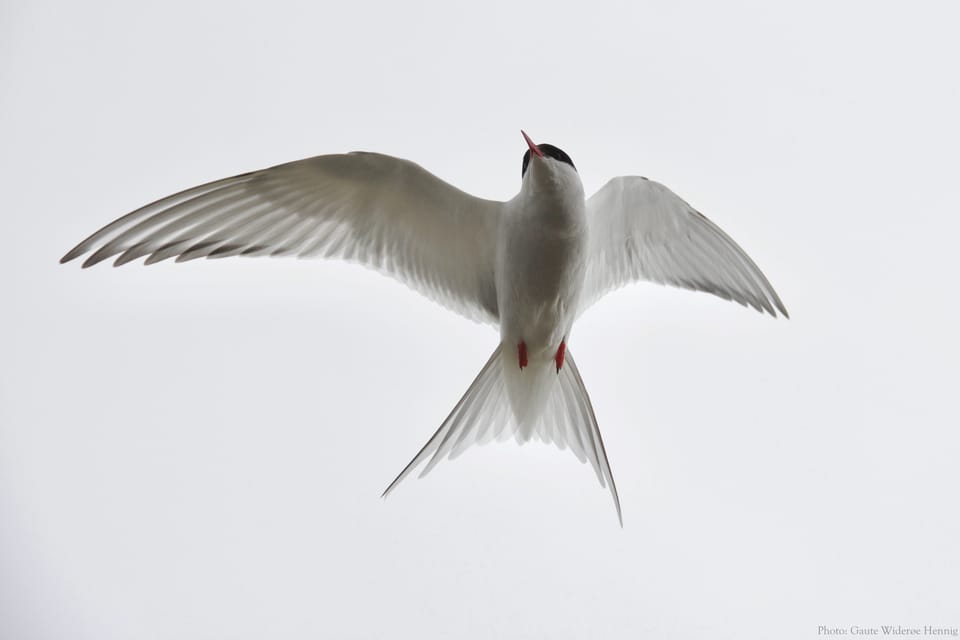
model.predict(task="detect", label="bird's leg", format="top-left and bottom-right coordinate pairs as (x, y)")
top-left (555, 340), bottom-right (566, 373)
top-left (518, 341), bottom-right (528, 370)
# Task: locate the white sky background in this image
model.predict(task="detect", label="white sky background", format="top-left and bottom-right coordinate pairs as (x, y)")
top-left (2, 0), bottom-right (958, 638)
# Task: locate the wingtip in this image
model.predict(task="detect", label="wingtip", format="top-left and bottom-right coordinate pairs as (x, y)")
top-left (60, 247), bottom-right (84, 264)
top-left (769, 299), bottom-right (789, 319)
top-left (757, 298), bottom-right (789, 320)
top-left (380, 470), bottom-right (408, 500)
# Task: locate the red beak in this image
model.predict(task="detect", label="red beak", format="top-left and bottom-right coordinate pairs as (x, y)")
top-left (521, 130), bottom-right (544, 158)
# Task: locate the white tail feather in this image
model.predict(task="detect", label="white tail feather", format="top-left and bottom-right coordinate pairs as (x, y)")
top-left (382, 344), bottom-right (622, 525)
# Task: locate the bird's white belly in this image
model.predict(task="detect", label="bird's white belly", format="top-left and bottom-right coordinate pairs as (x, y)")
top-left (496, 207), bottom-right (587, 427)
top-left (498, 225), bottom-right (585, 357)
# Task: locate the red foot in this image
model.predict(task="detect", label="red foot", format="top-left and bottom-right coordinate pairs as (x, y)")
top-left (518, 341), bottom-right (528, 370)
top-left (555, 340), bottom-right (566, 373)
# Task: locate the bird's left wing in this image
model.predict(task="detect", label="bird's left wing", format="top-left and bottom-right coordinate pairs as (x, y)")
top-left (580, 176), bottom-right (787, 317)
top-left (62, 152), bottom-right (503, 325)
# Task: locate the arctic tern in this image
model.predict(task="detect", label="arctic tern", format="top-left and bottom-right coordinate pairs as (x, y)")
top-left (61, 131), bottom-right (787, 524)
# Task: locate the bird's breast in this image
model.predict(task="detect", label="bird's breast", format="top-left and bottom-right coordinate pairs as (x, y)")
top-left (497, 199), bottom-right (588, 355)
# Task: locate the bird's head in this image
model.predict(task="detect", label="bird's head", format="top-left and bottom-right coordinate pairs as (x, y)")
top-left (520, 130), bottom-right (581, 198)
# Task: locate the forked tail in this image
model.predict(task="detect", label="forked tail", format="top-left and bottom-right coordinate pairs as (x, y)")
top-left (381, 344), bottom-right (622, 525)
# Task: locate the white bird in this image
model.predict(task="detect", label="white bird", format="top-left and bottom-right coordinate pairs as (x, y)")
top-left (61, 131), bottom-right (787, 524)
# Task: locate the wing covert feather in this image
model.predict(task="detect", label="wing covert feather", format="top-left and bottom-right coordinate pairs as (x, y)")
top-left (582, 176), bottom-right (787, 317)
top-left (62, 153), bottom-right (503, 324)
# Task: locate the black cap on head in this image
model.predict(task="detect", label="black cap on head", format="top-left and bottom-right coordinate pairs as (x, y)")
top-left (522, 144), bottom-right (576, 177)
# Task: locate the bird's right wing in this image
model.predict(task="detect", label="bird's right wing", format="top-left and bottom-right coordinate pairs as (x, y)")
top-left (580, 176), bottom-right (787, 317)
top-left (61, 152), bottom-right (504, 325)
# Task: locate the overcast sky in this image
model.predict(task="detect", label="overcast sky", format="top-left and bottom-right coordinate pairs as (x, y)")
top-left (2, 1), bottom-right (958, 638)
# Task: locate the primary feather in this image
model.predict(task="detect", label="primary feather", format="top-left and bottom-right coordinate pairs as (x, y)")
top-left (62, 152), bottom-right (503, 325)
top-left (581, 176), bottom-right (788, 317)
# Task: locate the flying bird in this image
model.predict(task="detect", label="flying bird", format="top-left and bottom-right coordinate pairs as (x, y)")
top-left (61, 131), bottom-right (788, 524)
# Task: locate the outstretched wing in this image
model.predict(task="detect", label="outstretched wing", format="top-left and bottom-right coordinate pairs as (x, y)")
top-left (62, 152), bottom-right (503, 324)
top-left (581, 176), bottom-right (787, 318)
